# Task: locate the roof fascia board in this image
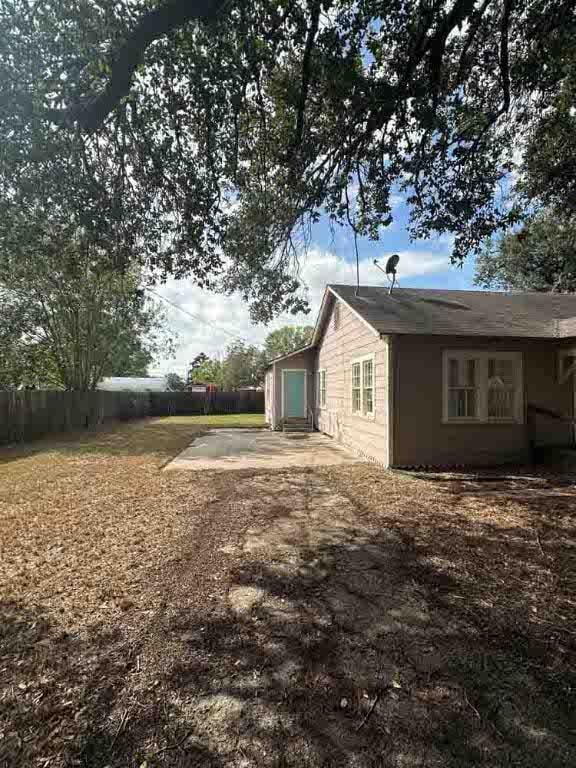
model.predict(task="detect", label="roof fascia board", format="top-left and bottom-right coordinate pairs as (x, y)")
top-left (264, 344), bottom-right (316, 368)
top-left (311, 286), bottom-right (334, 346)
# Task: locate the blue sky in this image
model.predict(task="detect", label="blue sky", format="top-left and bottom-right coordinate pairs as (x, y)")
top-left (153, 196), bottom-right (479, 375)
top-left (309, 194), bottom-right (478, 291)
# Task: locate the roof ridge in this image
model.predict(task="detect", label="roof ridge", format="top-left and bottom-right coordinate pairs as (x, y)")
top-left (328, 283), bottom-right (573, 297)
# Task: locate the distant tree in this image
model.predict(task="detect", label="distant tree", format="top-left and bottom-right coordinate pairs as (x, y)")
top-left (222, 342), bottom-right (263, 390)
top-left (0, 221), bottom-right (175, 390)
top-left (188, 357), bottom-right (224, 388)
top-left (263, 325), bottom-right (314, 361)
top-left (166, 373), bottom-right (187, 391)
top-left (190, 352), bottom-right (209, 369)
top-left (475, 211), bottom-right (576, 293)
top-left (187, 353), bottom-right (210, 385)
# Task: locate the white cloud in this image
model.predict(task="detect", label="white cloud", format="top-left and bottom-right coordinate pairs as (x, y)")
top-left (149, 247), bottom-right (449, 375)
top-left (377, 249), bottom-right (449, 278)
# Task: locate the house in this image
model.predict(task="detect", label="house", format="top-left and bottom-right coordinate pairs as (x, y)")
top-left (97, 376), bottom-right (168, 392)
top-left (264, 285), bottom-right (576, 467)
top-left (188, 382), bottom-right (219, 393)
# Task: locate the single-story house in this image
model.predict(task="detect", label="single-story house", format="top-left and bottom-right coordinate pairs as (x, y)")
top-left (264, 284), bottom-right (576, 467)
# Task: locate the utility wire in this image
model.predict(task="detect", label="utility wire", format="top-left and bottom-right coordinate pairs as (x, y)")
top-left (145, 287), bottom-right (249, 343)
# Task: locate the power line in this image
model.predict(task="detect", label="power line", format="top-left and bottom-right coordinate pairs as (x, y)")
top-left (145, 287), bottom-right (249, 343)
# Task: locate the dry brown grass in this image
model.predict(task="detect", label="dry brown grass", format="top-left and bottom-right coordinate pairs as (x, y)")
top-left (0, 419), bottom-right (215, 627)
top-left (321, 464), bottom-right (576, 766)
top-left (0, 419), bottom-right (244, 767)
top-left (1, 424), bottom-right (574, 767)
top-left (323, 464), bottom-right (576, 644)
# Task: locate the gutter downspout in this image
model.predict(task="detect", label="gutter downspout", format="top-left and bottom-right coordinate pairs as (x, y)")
top-left (273, 361), bottom-right (277, 429)
top-left (380, 332), bottom-right (395, 468)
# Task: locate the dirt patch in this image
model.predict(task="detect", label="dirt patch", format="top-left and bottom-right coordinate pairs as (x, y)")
top-left (1, 426), bottom-right (574, 767)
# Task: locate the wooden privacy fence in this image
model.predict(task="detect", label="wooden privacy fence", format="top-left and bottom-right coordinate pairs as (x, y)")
top-left (0, 389), bottom-right (264, 445)
top-left (0, 391), bottom-right (151, 446)
top-left (149, 390), bottom-right (264, 416)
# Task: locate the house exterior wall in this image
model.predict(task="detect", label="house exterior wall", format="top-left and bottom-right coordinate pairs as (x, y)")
top-left (392, 335), bottom-right (573, 467)
top-left (314, 297), bottom-right (390, 465)
top-left (264, 368), bottom-right (274, 426)
top-left (267, 349), bottom-right (316, 428)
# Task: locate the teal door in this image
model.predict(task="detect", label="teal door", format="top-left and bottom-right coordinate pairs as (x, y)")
top-left (283, 371), bottom-right (306, 417)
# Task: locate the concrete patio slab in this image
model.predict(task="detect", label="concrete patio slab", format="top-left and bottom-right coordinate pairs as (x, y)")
top-left (164, 428), bottom-right (363, 471)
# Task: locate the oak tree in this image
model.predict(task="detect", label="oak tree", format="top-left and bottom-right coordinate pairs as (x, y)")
top-left (263, 325), bottom-right (314, 360)
top-left (2, 0), bottom-right (575, 320)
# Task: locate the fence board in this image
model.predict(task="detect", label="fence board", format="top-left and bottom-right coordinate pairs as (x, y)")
top-left (149, 390), bottom-right (264, 416)
top-left (0, 391), bottom-right (151, 446)
top-left (0, 389), bottom-right (264, 446)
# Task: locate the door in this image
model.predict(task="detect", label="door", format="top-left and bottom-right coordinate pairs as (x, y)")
top-left (283, 370), bottom-right (306, 418)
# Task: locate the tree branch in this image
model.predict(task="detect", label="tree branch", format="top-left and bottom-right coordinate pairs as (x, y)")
top-left (65, 0), bottom-right (230, 131)
top-left (500, 0), bottom-right (513, 112)
top-left (455, 0), bottom-right (493, 83)
top-left (426, 0), bottom-right (478, 100)
top-left (290, 0), bottom-right (322, 158)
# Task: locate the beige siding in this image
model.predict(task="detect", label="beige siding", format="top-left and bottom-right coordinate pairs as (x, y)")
top-left (315, 297), bottom-right (390, 465)
top-left (393, 335), bottom-right (573, 467)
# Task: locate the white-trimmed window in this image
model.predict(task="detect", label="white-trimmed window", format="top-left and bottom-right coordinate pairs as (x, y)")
top-left (443, 351), bottom-right (523, 423)
top-left (352, 362), bottom-right (361, 413)
top-left (352, 354), bottom-right (375, 417)
top-left (317, 369), bottom-right (326, 408)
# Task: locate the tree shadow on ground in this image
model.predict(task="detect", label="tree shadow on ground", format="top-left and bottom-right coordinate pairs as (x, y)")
top-left (0, 600), bottom-right (222, 768)
top-left (158, 520), bottom-right (574, 767)
top-left (2, 469), bottom-right (574, 767)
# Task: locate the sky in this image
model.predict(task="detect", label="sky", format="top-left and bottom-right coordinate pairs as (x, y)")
top-left (150, 195), bottom-right (479, 377)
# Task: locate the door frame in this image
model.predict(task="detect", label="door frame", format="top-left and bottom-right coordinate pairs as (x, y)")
top-left (281, 369), bottom-right (307, 419)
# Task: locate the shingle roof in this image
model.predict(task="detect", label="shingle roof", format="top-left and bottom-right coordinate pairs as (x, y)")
top-left (263, 344), bottom-right (315, 368)
top-left (329, 285), bottom-right (576, 339)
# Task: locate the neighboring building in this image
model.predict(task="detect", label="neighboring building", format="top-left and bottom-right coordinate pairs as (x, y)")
top-left (188, 382), bottom-right (219, 393)
top-left (97, 376), bottom-right (168, 392)
top-left (264, 285), bottom-right (576, 467)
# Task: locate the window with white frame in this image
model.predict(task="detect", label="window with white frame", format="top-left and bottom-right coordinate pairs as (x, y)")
top-left (443, 351), bottom-right (523, 423)
top-left (352, 362), bottom-right (361, 413)
top-left (351, 355), bottom-right (374, 416)
top-left (317, 369), bottom-right (326, 408)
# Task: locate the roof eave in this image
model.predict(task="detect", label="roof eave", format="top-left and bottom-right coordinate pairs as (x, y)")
top-left (264, 343), bottom-right (316, 369)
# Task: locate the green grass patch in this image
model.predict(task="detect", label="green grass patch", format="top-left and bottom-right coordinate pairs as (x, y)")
top-left (159, 413), bottom-right (266, 428)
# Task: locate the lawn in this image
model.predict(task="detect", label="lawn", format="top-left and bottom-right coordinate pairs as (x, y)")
top-left (160, 412), bottom-right (266, 427)
top-left (0, 419), bottom-right (574, 767)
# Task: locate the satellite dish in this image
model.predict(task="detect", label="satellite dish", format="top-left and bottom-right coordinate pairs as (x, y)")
top-left (373, 254), bottom-right (400, 293)
top-left (385, 254), bottom-right (400, 275)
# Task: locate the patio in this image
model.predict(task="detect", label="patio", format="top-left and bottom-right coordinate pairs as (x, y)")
top-left (163, 428), bottom-right (363, 471)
